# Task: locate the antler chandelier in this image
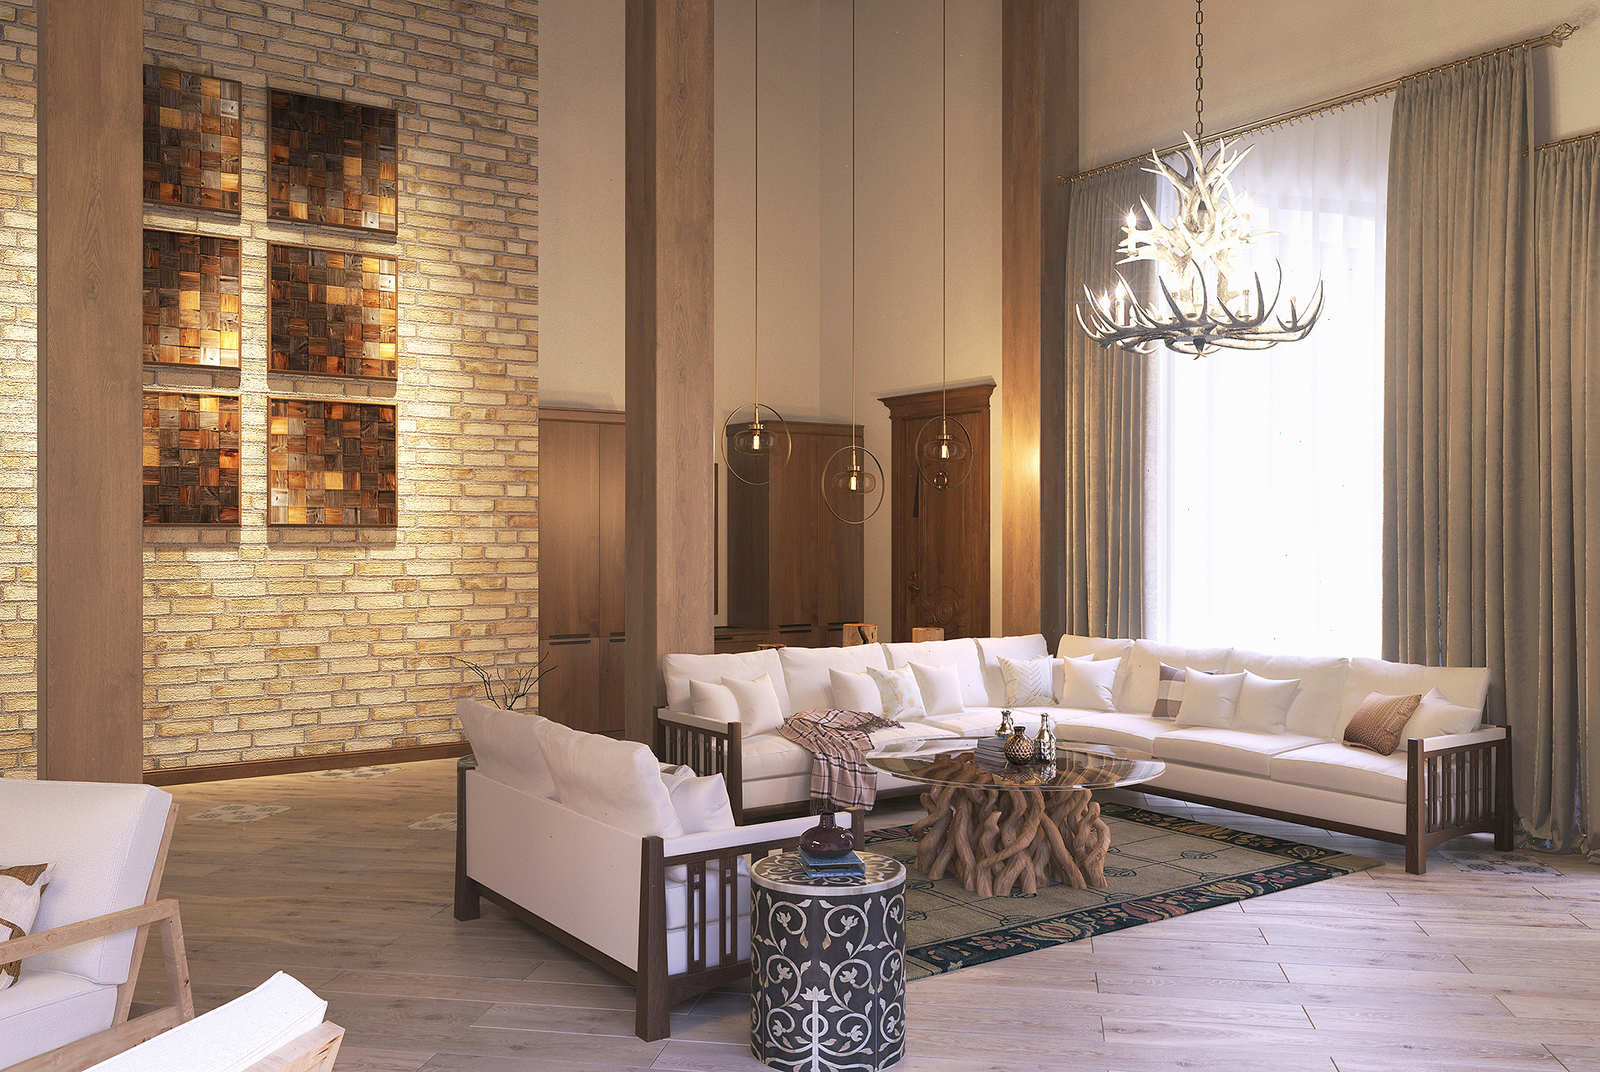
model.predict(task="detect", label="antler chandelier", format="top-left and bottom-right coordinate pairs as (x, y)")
top-left (1078, 0), bottom-right (1323, 357)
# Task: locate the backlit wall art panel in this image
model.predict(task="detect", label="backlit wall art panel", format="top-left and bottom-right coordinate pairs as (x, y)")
top-left (267, 397), bottom-right (397, 527)
top-left (143, 229), bottom-right (242, 368)
top-left (142, 391), bottom-right (241, 525)
top-left (268, 90), bottom-right (398, 234)
top-left (143, 66), bottom-right (243, 213)
top-left (267, 243), bottom-right (398, 380)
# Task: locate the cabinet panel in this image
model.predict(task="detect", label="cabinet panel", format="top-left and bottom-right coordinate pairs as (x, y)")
top-left (599, 633), bottom-right (627, 736)
top-left (538, 418), bottom-right (601, 637)
top-left (597, 421), bottom-right (627, 635)
top-left (539, 636), bottom-right (602, 733)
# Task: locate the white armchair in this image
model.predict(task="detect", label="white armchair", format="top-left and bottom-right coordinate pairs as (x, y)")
top-left (0, 779), bottom-right (193, 1071)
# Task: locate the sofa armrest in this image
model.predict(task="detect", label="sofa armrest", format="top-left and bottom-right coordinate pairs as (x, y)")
top-left (1404, 727), bottom-right (1512, 873)
top-left (656, 709), bottom-right (746, 825)
top-left (239, 1021), bottom-right (345, 1072)
top-left (660, 814), bottom-right (817, 860)
top-left (1418, 725), bottom-right (1506, 753)
top-left (657, 707), bottom-right (733, 734)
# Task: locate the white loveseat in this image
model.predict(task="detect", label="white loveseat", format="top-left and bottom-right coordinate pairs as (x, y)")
top-left (452, 698), bottom-right (818, 1041)
top-left (654, 635), bottom-right (1513, 874)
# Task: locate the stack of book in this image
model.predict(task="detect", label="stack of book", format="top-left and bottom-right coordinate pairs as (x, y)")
top-left (798, 848), bottom-right (866, 879)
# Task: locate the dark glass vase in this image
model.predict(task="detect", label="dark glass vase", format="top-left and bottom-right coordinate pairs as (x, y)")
top-left (799, 811), bottom-right (855, 858)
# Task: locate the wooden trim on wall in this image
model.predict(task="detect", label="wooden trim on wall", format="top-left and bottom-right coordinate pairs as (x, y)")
top-left (1002, 0), bottom-right (1077, 639)
top-left (143, 741), bottom-right (472, 786)
top-left (540, 406), bottom-right (626, 425)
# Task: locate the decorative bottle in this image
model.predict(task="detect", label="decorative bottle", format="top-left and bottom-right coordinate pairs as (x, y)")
top-left (1034, 713), bottom-right (1057, 764)
top-left (1004, 725), bottom-right (1035, 766)
top-left (995, 710), bottom-right (1015, 738)
top-left (799, 811), bottom-right (855, 859)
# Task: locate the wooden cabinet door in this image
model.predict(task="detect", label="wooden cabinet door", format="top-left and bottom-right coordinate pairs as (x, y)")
top-left (882, 385), bottom-right (993, 642)
top-left (538, 636), bottom-right (603, 733)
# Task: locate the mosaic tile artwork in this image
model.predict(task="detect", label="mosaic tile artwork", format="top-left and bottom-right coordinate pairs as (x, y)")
top-left (268, 243), bottom-right (398, 380)
top-left (311, 766), bottom-right (400, 780)
top-left (185, 804), bottom-right (290, 823)
top-left (1439, 849), bottom-right (1563, 876)
top-left (142, 391), bottom-right (242, 525)
top-left (143, 229), bottom-right (242, 368)
top-left (143, 65), bottom-right (243, 213)
top-left (267, 397), bottom-right (397, 527)
top-left (409, 813), bottom-right (458, 831)
top-left (269, 90), bottom-right (398, 233)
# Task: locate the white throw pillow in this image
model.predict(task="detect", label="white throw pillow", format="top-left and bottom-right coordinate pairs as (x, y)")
top-left (866, 665), bottom-right (926, 721)
top-left (721, 673), bottom-right (786, 737)
top-left (1055, 656), bottom-right (1117, 711)
top-left (659, 770), bottom-right (736, 834)
top-left (1231, 671), bottom-right (1300, 734)
top-left (689, 679), bottom-right (742, 725)
top-left (829, 668), bottom-right (885, 716)
top-left (1401, 688), bottom-right (1481, 739)
top-left (537, 719), bottom-right (685, 839)
top-left (1175, 670), bottom-right (1247, 728)
top-left (998, 655), bottom-right (1055, 707)
top-left (909, 661), bottom-right (966, 717)
top-left (456, 698), bottom-right (556, 800)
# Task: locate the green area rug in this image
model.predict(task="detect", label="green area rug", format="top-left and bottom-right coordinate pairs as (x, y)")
top-left (863, 801), bottom-right (1382, 981)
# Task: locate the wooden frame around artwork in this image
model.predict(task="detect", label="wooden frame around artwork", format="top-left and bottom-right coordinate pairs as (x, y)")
top-left (267, 242), bottom-right (399, 380)
top-left (266, 396), bottom-right (397, 527)
top-left (142, 390), bottom-right (242, 526)
top-left (268, 88), bottom-right (398, 234)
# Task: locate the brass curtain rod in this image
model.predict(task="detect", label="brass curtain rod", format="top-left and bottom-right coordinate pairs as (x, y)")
top-left (1066, 21), bottom-right (1580, 185)
top-left (1534, 127), bottom-right (1600, 154)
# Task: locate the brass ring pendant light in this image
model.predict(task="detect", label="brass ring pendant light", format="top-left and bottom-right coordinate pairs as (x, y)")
top-left (722, 1), bottom-right (791, 486)
top-left (913, 0), bottom-right (972, 492)
top-left (822, 0), bottom-right (884, 525)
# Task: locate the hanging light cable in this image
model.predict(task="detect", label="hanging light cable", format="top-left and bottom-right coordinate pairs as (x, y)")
top-left (914, 0), bottom-right (972, 490)
top-left (1077, 0), bottom-right (1324, 356)
top-left (723, 2), bottom-right (790, 484)
top-left (823, 0), bottom-right (883, 525)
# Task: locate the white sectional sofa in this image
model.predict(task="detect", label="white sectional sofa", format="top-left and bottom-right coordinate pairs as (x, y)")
top-left (654, 634), bottom-right (1513, 874)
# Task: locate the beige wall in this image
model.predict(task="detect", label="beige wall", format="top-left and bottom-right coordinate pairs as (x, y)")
top-left (0, 0), bottom-right (539, 777)
top-left (1081, 0), bottom-right (1600, 169)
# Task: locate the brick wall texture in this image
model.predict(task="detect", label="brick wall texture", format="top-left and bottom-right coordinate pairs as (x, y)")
top-left (0, 0), bottom-right (540, 777)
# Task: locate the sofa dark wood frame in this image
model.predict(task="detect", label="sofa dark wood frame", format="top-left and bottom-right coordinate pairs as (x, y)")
top-left (452, 756), bottom-right (803, 1041)
top-left (655, 715), bottom-right (1514, 875)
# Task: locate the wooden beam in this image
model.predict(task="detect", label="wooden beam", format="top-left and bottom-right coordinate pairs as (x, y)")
top-left (624, 0), bottom-right (716, 744)
top-left (37, 0), bottom-right (144, 782)
top-left (1002, 0), bottom-right (1077, 640)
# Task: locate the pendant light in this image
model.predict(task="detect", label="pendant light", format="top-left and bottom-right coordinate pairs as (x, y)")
top-left (723, 2), bottom-right (791, 485)
top-left (914, 0), bottom-right (972, 491)
top-left (822, 0), bottom-right (883, 525)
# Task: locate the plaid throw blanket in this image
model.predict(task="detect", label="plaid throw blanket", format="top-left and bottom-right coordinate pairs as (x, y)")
top-left (779, 708), bottom-right (901, 811)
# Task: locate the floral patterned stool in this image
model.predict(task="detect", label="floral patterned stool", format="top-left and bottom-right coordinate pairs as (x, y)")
top-left (749, 851), bottom-right (906, 1071)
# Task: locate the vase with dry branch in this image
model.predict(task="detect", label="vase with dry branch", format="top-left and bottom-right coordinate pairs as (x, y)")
top-left (451, 652), bottom-right (554, 711)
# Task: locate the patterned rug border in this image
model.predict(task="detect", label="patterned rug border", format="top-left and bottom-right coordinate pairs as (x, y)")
top-left (865, 802), bottom-right (1383, 980)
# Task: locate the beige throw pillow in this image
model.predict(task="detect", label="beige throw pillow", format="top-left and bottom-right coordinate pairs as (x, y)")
top-left (1150, 663), bottom-right (1189, 720)
top-left (1342, 691), bottom-right (1424, 755)
top-left (866, 665), bottom-right (926, 721)
top-left (1, 862), bottom-right (54, 990)
top-left (998, 654), bottom-right (1055, 707)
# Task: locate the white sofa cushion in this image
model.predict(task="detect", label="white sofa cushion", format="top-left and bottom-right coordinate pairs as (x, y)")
top-left (537, 719), bottom-right (686, 839)
top-left (867, 665), bottom-right (927, 721)
top-left (662, 649), bottom-right (791, 715)
top-left (1051, 710), bottom-right (1173, 751)
top-left (720, 674), bottom-right (786, 737)
top-left (1269, 741), bottom-right (1408, 803)
top-left (0, 780), bottom-right (172, 986)
top-left (829, 668), bottom-right (884, 716)
top-left (1337, 658), bottom-right (1488, 738)
top-left (883, 638), bottom-right (987, 708)
top-left (780, 644), bottom-right (888, 713)
top-left (1402, 688), bottom-right (1482, 739)
top-left (0, 969), bottom-right (121, 1068)
top-left (976, 634), bottom-right (1050, 705)
top-left (689, 679), bottom-right (742, 724)
top-left (1175, 670), bottom-right (1245, 728)
top-left (1153, 729), bottom-right (1330, 778)
top-left (1232, 671), bottom-right (1300, 734)
top-left (910, 662), bottom-right (965, 717)
top-left (1056, 656), bottom-right (1116, 710)
top-left (1225, 649), bottom-right (1350, 738)
top-left (742, 734), bottom-right (815, 782)
top-left (1120, 640), bottom-right (1233, 715)
top-left (924, 706), bottom-right (1013, 736)
top-left (1055, 635), bottom-right (1134, 662)
top-left (868, 722), bottom-right (959, 748)
top-left (659, 771), bottom-right (736, 834)
top-left (457, 698), bottom-right (555, 800)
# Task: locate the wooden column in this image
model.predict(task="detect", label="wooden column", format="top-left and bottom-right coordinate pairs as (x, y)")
top-left (36, 0), bottom-right (144, 781)
top-left (624, 0), bottom-right (715, 744)
top-left (1002, 0), bottom-right (1076, 639)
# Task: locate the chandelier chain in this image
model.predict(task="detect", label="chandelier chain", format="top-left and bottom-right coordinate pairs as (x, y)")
top-left (1194, 0), bottom-right (1204, 139)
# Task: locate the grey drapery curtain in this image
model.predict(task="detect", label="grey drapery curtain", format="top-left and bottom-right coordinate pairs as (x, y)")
top-left (1382, 50), bottom-right (1543, 827)
top-left (1064, 167), bottom-right (1155, 638)
top-left (1531, 139), bottom-right (1600, 855)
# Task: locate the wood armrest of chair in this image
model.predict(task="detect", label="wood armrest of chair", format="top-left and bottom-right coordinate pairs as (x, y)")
top-left (0, 899), bottom-right (183, 964)
top-left (240, 1021), bottom-right (345, 1072)
top-left (1418, 726), bottom-right (1506, 753)
top-left (656, 707), bottom-right (735, 734)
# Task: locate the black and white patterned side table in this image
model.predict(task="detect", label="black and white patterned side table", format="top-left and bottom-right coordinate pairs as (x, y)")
top-left (749, 851), bottom-right (907, 1071)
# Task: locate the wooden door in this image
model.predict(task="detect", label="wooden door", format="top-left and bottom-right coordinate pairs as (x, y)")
top-left (881, 385), bottom-right (994, 642)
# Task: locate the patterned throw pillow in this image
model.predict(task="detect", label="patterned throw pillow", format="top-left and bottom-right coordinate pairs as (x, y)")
top-left (1150, 662), bottom-right (1189, 720)
top-left (1343, 691), bottom-right (1424, 755)
top-left (865, 665), bottom-right (927, 721)
top-left (998, 655), bottom-right (1055, 707)
top-left (1, 862), bottom-right (54, 990)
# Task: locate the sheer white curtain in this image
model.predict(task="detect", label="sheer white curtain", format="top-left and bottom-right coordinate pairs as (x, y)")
top-left (1151, 98), bottom-right (1392, 655)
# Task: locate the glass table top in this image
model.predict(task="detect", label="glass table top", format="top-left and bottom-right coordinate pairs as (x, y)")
top-left (865, 736), bottom-right (1165, 791)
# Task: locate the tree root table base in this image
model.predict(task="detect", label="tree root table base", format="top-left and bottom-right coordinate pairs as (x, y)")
top-left (906, 754), bottom-right (1113, 896)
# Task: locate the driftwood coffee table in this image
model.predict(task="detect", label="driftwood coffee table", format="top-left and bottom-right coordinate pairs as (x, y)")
top-left (866, 738), bottom-right (1164, 897)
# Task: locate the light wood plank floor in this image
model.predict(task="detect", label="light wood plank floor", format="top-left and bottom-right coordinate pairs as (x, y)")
top-left (138, 758), bottom-right (1600, 1072)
